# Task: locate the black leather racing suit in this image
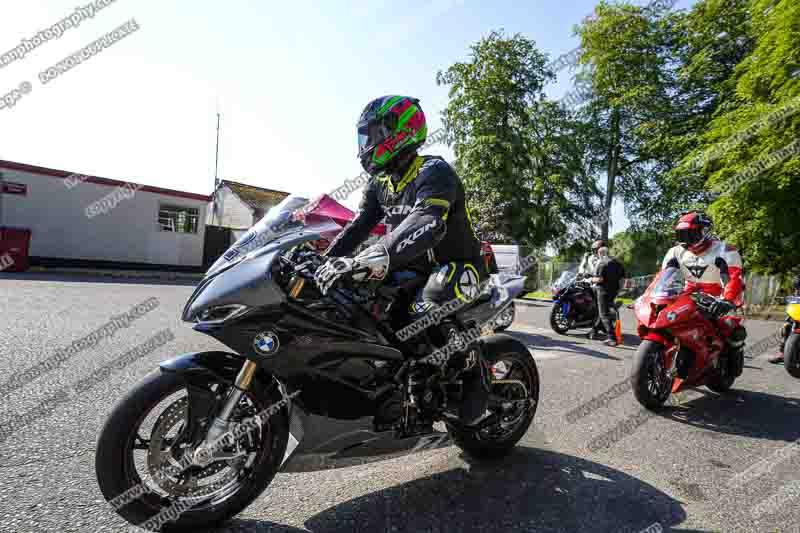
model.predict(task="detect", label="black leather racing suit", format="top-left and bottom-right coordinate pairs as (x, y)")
top-left (326, 155), bottom-right (486, 312)
top-left (327, 154), bottom-right (489, 426)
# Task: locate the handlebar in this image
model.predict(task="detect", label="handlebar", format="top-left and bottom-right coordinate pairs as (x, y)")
top-left (689, 292), bottom-right (716, 309)
top-left (689, 292), bottom-right (734, 319)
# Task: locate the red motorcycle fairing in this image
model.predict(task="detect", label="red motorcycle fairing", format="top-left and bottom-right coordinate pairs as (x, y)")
top-left (634, 268), bottom-right (731, 392)
top-left (667, 319), bottom-right (723, 388)
top-left (641, 331), bottom-right (671, 346)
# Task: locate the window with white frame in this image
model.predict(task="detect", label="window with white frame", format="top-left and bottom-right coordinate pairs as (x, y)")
top-left (158, 205), bottom-right (199, 234)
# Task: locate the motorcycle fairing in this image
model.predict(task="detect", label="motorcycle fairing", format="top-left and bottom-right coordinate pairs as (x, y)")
top-left (634, 268), bottom-right (729, 390)
top-left (173, 197), bottom-right (535, 472)
top-left (786, 298), bottom-right (800, 321)
top-left (553, 276), bottom-right (597, 326)
top-left (668, 320), bottom-right (722, 387)
top-left (183, 228), bottom-right (339, 323)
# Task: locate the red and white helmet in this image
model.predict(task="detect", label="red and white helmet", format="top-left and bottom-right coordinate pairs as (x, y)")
top-left (675, 211), bottom-right (713, 253)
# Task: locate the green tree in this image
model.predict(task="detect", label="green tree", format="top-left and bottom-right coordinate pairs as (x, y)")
top-left (437, 31), bottom-right (601, 247)
top-left (564, 0), bottom-right (798, 274)
top-left (610, 228), bottom-right (674, 276)
top-left (576, 0), bottom-right (681, 238)
top-left (693, 0), bottom-right (800, 274)
top-left (654, 0), bottom-right (755, 225)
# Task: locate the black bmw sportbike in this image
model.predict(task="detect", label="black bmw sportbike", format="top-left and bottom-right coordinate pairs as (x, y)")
top-left (95, 196), bottom-right (539, 531)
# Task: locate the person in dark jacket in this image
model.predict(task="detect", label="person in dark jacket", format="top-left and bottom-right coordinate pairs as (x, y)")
top-left (315, 95), bottom-right (486, 314)
top-left (588, 246), bottom-right (626, 346)
top-left (314, 95), bottom-right (489, 427)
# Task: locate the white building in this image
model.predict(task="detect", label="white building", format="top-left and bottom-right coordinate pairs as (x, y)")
top-left (0, 160), bottom-right (211, 269)
top-left (208, 179), bottom-right (289, 233)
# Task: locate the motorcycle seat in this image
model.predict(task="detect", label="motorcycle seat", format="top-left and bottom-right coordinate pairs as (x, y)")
top-left (379, 270), bottom-right (428, 298)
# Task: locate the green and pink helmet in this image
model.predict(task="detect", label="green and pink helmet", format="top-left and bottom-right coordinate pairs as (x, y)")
top-left (357, 95), bottom-right (428, 175)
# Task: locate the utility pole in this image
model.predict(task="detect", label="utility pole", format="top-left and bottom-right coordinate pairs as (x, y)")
top-left (214, 112), bottom-right (221, 191)
top-left (212, 112), bottom-right (221, 225)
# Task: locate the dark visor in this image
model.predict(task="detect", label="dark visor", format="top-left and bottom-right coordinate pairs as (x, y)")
top-left (676, 227), bottom-right (702, 245)
top-left (357, 120), bottom-right (386, 156)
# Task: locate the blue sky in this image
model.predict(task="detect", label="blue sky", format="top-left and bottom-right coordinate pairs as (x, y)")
top-left (0, 0), bottom-right (694, 237)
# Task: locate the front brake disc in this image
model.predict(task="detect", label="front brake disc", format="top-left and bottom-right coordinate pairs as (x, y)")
top-left (146, 397), bottom-right (247, 499)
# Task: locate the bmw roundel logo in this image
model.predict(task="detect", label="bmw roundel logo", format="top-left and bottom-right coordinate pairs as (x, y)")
top-left (253, 331), bottom-right (280, 355)
top-left (666, 311), bottom-right (677, 322)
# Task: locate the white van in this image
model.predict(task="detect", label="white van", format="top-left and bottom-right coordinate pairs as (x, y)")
top-left (490, 244), bottom-right (522, 274)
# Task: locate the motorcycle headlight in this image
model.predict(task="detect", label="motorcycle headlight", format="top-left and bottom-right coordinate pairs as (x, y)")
top-left (196, 304), bottom-right (251, 324)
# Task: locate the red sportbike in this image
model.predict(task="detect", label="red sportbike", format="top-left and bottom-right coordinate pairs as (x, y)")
top-left (631, 267), bottom-right (747, 410)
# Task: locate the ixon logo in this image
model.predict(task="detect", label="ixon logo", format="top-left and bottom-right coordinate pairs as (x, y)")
top-left (397, 221), bottom-right (437, 253)
top-left (386, 205), bottom-right (413, 216)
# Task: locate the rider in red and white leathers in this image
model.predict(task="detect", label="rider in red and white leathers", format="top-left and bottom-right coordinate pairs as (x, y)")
top-left (660, 211), bottom-right (747, 377)
top-left (660, 212), bottom-right (744, 312)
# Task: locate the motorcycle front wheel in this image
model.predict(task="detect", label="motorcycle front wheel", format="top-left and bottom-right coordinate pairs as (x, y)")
top-left (632, 340), bottom-right (673, 410)
top-left (549, 302), bottom-right (571, 334)
top-left (95, 369), bottom-right (288, 531)
top-left (707, 358), bottom-right (737, 393)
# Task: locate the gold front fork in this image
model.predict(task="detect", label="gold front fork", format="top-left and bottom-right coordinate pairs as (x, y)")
top-left (288, 276), bottom-right (305, 298)
top-left (234, 359), bottom-right (258, 391)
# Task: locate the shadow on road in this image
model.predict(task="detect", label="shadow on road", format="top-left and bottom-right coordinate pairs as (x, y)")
top-left (562, 331), bottom-right (641, 351)
top-left (507, 331), bottom-right (622, 361)
top-left (0, 272), bottom-right (198, 286)
top-left (215, 447), bottom-right (692, 533)
top-left (659, 389), bottom-right (800, 443)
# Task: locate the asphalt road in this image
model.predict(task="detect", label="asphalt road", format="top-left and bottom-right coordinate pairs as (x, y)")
top-left (0, 275), bottom-right (798, 533)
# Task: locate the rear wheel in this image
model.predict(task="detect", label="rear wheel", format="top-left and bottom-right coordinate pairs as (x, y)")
top-left (447, 339), bottom-right (539, 460)
top-left (95, 370), bottom-right (288, 531)
top-left (632, 340), bottom-right (673, 410)
top-left (550, 303), bottom-right (571, 334)
top-left (784, 333), bottom-right (800, 378)
top-left (707, 372), bottom-right (736, 393)
top-left (707, 352), bottom-right (737, 393)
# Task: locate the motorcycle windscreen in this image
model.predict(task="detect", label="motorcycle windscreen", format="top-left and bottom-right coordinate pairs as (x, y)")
top-left (206, 195), bottom-right (341, 277)
top-left (647, 267), bottom-right (685, 301)
top-left (552, 270), bottom-right (578, 291)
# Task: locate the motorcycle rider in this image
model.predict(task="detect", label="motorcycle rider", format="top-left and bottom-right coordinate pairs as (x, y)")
top-left (588, 246), bottom-right (625, 346)
top-left (661, 211), bottom-right (746, 376)
top-left (314, 95), bottom-right (489, 426)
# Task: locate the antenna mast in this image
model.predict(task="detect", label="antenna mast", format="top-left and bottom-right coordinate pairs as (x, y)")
top-left (214, 112), bottom-right (221, 191)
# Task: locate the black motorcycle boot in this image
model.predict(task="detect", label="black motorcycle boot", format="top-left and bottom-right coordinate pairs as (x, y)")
top-left (459, 355), bottom-right (491, 426)
top-left (676, 350), bottom-right (694, 379)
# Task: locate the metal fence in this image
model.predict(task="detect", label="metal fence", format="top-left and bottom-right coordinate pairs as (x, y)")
top-left (528, 262), bottom-right (790, 312)
top-left (620, 275), bottom-right (656, 300)
top-left (530, 262), bottom-right (579, 293)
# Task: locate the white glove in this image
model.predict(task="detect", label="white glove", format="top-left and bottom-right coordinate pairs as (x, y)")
top-left (314, 244), bottom-right (390, 295)
top-left (314, 257), bottom-right (356, 295)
